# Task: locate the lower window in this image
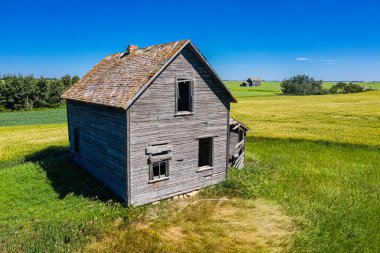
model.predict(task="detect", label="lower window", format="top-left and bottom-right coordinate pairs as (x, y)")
top-left (150, 160), bottom-right (169, 181)
top-left (198, 137), bottom-right (213, 168)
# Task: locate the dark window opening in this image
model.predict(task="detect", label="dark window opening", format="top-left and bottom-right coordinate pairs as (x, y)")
top-left (74, 127), bottom-right (80, 153)
top-left (198, 137), bottom-right (213, 167)
top-left (176, 79), bottom-right (192, 112)
top-left (150, 160), bottom-right (169, 181)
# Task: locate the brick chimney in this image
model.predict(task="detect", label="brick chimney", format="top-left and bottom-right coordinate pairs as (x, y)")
top-left (127, 45), bottom-right (138, 54)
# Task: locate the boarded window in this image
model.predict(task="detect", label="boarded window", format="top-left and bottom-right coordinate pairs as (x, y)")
top-left (150, 160), bottom-right (169, 181)
top-left (147, 142), bottom-right (171, 182)
top-left (74, 127), bottom-right (80, 153)
top-left (176, 79), bottom-right (192, 112)
top-left (198, 137), bottom-right (213, 167)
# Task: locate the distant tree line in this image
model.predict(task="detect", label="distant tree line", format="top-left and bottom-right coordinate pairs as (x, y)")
top-left (281, 75), bottom-right (368, 95)
top-left (0, 74), bottom-right (79, 110)
top-left (329, 81), bottom-right (367, 94)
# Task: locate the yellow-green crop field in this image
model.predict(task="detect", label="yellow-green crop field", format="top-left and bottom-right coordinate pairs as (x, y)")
top-left (0, 82), bottom-right (379, 252)
top-left (234, 92), bottom-right (380, 146)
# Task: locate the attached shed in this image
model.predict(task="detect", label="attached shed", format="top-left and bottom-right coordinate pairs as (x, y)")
top-left (62, 39), bottom-right (248, 206)
top-left (229, 118), bottom-right (249, 169)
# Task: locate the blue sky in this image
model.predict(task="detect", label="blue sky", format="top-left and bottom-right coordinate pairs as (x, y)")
top-left (1, 0), bottom-right (379, 81)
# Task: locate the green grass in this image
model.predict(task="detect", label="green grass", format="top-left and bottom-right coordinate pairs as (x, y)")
top-left (0, 82), bottom-right (380, 252)
top-left (226, 81), bottom-right (283, 97)
top-left (222, 82), bottom-right (380, 252)
top-left (0, 147), bottom-right (143, 252)
top-left (209, 137), bottom-right (380, 252)
top-left (0, 105), bottom-right (67, 127)
top-left (0, 108), bottom-right (140, 252)
top-left (224, 81), bottom-right (380, 98)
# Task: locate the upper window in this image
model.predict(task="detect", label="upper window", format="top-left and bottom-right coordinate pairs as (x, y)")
top-left (176, 78), bottom-right (193, 113)
top-left (198, 137), bottom-right (213, 168)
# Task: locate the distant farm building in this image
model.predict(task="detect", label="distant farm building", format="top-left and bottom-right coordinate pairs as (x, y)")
top-left (62, 40), bottom-right (248, 206)
top-left (240, 76), bottom-right (262, 86)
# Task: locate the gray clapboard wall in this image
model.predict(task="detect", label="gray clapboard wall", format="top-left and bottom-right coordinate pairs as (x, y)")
top-left (128, 45), bottom-right (231, 206)
top-left (229, 130), bottom-right (241, 154)
top-left (66, 101), bottom-right (127, 200)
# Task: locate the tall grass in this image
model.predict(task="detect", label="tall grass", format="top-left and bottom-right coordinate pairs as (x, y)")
top-left (0, 124), bottom-right (68, 167)
top-left (232, 91), bottom-right (380, 146)
top-left (208, 137), bottom-right (380, 252)
top-left (0, 82), bottom-right (379, 251)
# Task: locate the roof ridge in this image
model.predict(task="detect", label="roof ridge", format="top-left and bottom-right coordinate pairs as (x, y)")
top-left (114, 39), bottom-right (190, 54)
top-left (61, 39), bottom-right (237, 109)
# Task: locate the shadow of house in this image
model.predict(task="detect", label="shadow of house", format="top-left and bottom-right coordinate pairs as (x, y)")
top-left (25, 146), bottom-right (122, 203)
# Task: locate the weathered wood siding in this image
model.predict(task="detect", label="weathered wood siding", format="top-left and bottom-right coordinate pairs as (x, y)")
top-left (229, 130), bottom-right (241, 154)
top-left (129, 45), bottom-right (230, 206)
top-left (66, 100), bottom-right (127, 200)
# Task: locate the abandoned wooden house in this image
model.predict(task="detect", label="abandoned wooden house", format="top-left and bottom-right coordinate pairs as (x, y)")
top-left (62, 39), bottom-right (248, 206)
top-left (240, 76), bottom-right (262, 86)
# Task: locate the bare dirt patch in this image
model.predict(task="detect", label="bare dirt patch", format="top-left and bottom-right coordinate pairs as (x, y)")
top-left (212, 199), bottom-right (296, 252)
top-left (85, 198), bottom-right (297, 253)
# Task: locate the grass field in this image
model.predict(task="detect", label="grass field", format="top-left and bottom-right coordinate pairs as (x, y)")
top-left (0, 105), bottom-right (67, 127)
top-left (0, 82), bottom-right (379, 252)
top-left (226, 81), bottom-right (380, 98)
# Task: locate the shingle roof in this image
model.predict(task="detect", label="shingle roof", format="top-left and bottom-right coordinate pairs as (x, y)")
top-left (62, 40), bottom-right (237, 109)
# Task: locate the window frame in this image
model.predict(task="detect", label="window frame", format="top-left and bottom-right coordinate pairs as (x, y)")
top-left (197, 136), bottom-right (214, 171)
top-left (175, 77), bottom-right (194, 115)
top-left (149, 159), bottom-right (170, 183)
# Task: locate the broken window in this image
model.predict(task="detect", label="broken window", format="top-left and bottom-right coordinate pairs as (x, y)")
top-left (74, 127), bottom-right (80, 154)
top-left (176, 79), bottom-right (193, 113)
top-left (147, 142), bottom-right (171, 182)
top-left (150, 160), bottom-right (169, 181)
top-left (198, 137), bottom-right (213, 168)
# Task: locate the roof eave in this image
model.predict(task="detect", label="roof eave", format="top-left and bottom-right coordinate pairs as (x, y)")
top-left (63, 98), bottom-right (126, 110)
